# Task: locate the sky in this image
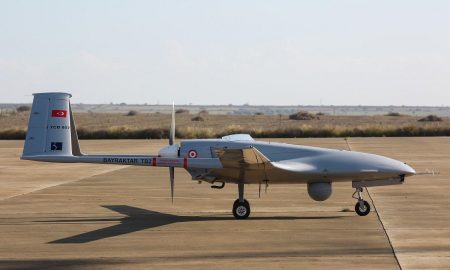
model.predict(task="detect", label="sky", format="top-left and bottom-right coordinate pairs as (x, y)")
top-left (0, 0), bottom-right (449, 105)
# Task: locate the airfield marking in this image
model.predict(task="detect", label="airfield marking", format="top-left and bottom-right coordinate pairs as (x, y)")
top-left (365, 188), bottom-right (402, 270)
top-left (345, 138), bottom-right (402, 270)
top-left (0, 165), bottom-right (129, 202)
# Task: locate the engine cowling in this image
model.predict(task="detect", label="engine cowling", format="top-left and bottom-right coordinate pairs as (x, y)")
top-left (158, 144), bottom-right (179, 157)
top-left (307, 182), bottom-right (332, 201)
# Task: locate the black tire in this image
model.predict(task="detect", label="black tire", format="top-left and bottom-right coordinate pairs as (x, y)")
top-left (233, 200), bottom-right (251, 219)
top-left (355, 200), bottom-right (371, 216)
top-left (233, 199), bottom-right (249, 208)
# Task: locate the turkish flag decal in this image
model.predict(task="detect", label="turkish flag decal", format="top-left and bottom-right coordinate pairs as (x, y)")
top-left (51, 110), bottom-right (67, 118)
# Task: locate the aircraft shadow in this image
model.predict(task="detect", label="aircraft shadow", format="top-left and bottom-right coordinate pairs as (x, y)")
top-left (36, 205), bottom-right (343, 244)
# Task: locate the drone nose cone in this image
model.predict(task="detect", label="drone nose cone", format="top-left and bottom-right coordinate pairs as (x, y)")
top-left (399, 163), bottom-right (416, 177)
top-left (362, 153), bottom-right (416, 178)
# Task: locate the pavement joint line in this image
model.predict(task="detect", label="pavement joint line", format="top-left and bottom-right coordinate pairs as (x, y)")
top-left (0, 165), bottom-right (129, 202)
top-left (366, 188), bottom-right (402, 270)
top-left (345, 137), bottom-right (402, 270)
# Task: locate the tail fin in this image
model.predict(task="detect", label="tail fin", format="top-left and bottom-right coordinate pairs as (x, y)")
top-left (22, 92), bottom-right (82, 158)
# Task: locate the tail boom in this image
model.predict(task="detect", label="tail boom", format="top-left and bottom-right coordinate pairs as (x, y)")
top-left (22, 154), bottom-right (222, 169)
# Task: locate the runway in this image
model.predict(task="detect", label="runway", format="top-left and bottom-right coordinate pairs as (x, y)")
top-left (0, 138), bottom-right (448, 269)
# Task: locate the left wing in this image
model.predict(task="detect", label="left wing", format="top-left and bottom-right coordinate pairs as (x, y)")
top-left (206, 147), bottom-right (273, 183)
top-left (213, 147), bottom-right (272, 168)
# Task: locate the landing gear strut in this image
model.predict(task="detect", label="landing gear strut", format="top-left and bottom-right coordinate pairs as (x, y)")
top-left (353, 187), bottom-right (371, 216)
top-left (233, 182), bottom-right (250, 219)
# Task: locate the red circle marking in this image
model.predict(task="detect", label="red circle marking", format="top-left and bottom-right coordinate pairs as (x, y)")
top-left (188, 150), bottom-right (198, 158)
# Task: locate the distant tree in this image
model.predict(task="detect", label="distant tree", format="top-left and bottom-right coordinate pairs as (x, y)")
top-left (126, 110), bottom-right (138, 116)
top-left (191, 116), bottom-right (204, 121)
top-left (418, 115), bottom-right (442, 122)
top-left (254, 112), bottom-right (264, 115)
top-left (16, 105), bottom-right (30, 112)
top-left (289, 111), bottom-right (317, 120)
top-left (175, 109), bottom-right (189, 114)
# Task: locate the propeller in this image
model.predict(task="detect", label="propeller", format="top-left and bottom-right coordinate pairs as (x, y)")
top-left (157, 103), bottom-right (179, 203)
top-left (169, 102), bottom-right (175, 146)
top-left (169, 102), bottom-right (175, 203)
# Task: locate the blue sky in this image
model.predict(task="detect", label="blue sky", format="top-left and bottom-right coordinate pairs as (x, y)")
top-left (0, 0), bottom-right (449, 105)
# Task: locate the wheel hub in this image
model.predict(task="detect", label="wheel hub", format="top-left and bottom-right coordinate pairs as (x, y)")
top-left (236, 205), bottom-right (247, 216)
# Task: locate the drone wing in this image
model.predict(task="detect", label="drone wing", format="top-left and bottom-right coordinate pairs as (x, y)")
top-left (207, 147), bottom-right (273, 182)
top-left (214, 147), bottom-right (271, 168)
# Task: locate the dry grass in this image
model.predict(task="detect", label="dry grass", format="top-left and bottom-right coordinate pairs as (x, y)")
top-left (0, 112), bottom-right (449, 139)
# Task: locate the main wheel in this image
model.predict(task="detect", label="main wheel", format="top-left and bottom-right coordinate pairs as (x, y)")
top-left (233, 199), bottom-right (249, 208)
top-left (233, 200), bottom-right (251, 219)
top-left (355, 200), bottom-right (371, 216)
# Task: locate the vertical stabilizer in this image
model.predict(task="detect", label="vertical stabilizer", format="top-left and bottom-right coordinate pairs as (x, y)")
top-left (22, 92), bottom-right (80, 158)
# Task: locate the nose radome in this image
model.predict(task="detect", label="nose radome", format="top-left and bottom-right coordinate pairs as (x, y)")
top-left (370, 154), bottom-right (416, 177)
top-left (388, 159), bottom-right (416, 177)
top-left (399, 163), bottom-right (416, 176)
top-left (335, 151), bottom-right (416, 177)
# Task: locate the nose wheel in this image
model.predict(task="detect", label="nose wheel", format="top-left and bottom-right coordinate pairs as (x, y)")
top-left (353, 188), bottom-right (371, 216)
top-left (233, 182), bottom-right (251, 219)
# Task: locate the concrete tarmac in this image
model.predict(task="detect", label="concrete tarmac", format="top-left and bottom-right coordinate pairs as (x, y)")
top-left (0, 138), bottom-right (448, 270)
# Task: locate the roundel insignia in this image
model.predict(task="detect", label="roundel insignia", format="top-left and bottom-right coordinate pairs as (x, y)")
top-left (188, 150), bottom-right (198, 158)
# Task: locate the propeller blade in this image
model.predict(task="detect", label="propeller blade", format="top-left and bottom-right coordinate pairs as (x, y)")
top-left (258, 182), bottom-right (261, 198)
top-left (169, 167), bottom-right (175, 203)
top-left (169, 102), bottom-right (175, 146)
top-left (168, 103), bottom-right (176, 203)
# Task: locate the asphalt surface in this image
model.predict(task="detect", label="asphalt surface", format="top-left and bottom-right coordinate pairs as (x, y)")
top-left (0, 138), bottom-right (448, 270)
